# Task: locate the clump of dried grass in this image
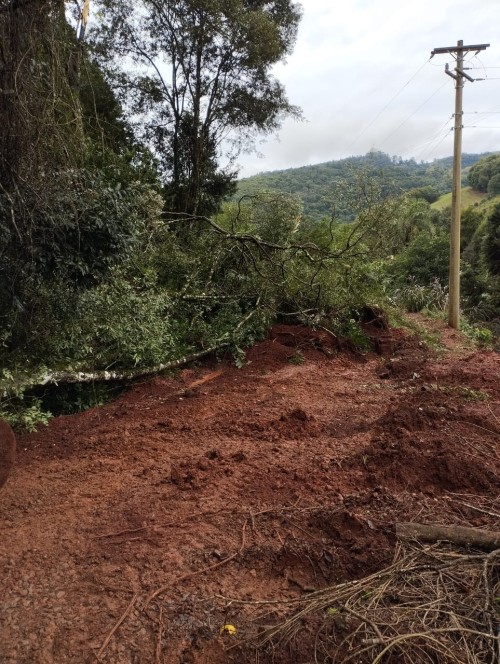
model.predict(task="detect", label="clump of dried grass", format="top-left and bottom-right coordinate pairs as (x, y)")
top-left (236, 542), bottom-right (500, 663)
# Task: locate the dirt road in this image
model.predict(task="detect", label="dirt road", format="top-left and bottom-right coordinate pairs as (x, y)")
top-left (1, 317), bottom-right (499, 663)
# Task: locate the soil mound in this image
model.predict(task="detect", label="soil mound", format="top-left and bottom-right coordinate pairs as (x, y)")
top-left (1, 319), bottom-right (499, 663)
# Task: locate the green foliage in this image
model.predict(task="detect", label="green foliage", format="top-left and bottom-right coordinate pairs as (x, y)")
top-left (79, 58), bottom-right (133, 153)
top-left (0, 169), bottom-right (163, 356)
top-left (92, 0), bottom-right (301, 215)
top-left (460, 321), bottom-right (493, 347)
top-left (407, 186), bottom-right (440, 203)
top-left (461, 207), bottom-right (484, 250)
top-left (388, 231), bottom-right (450, 287)
top-left (393, 278), bottom-right (448, 313)
top-left (4, 169), bottom-right (153, 281)
top-left (468, 153), bottom-right (500, 193)
top-left (237, 152), bottom-right (488, 222)
top-left (60, 272), bottom-right (176, 368)
top-left (0, 0), bottom-right (167, 372)
top-left (338, 318), bottom-right (371, 351)
top-left (487, 174), bottom-right (500, 195)
top-left (0, 394), bottom-right (52, 432)
top-left (288, 350), bottom-right (305, 365)
top-left (244, 190), bottom-right (303, 243)
top-left (484, 202), bottom-right (500, 276)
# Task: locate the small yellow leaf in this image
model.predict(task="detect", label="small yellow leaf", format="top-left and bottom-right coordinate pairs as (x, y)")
top-left (220, 624), bottom-right (237, 635)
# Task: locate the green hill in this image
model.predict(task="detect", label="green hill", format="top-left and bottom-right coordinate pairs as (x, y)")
top-left (236, 151), bottom-right (491, 221)
top-left (432, 187), bottom-right (500, 213)
top-left (431, 187), bottom-right (488, 211)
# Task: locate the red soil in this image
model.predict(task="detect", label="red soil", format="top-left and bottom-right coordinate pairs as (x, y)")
top-left (1, 316), bottom-right (499, 663)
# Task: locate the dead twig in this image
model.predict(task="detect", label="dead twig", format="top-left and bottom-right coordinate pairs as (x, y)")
top-left (144, 520), bottom-right (248, 608)
top-left (94, 527), bottom-right (147, 539)
top-left (96, 593), bottom-right (139, 661)
top-left (225, 542), bottom-right (500, 663)
top-left (446, 497), bottom-right (500, 520)
top-left (155, 606), bottom-right (164, 664)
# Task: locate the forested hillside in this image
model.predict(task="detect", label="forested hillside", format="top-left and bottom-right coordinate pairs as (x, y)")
top-left (1, 5), bottom-right (500, 662)
top-left (237, 151), bottom-right (490, 221)
top-left (0, 2), bottom-right (499, 431)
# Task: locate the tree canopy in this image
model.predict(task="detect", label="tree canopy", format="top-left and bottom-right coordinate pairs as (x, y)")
top-left (468, 153), bottom-right (500, 193)
top-left (92, 0), bottom-right (302, 215)
top-left (236, 151), bottom-right (490, 221)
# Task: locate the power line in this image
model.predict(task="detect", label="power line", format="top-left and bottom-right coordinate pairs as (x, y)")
top-left (417, 126), bottom-right (454, 163)
top-left (379, 80), bottom-right (448, 145)
top-left (345, 58), bottom-right (431, 153)
top-left (403, 115), bottom-right (454, 160)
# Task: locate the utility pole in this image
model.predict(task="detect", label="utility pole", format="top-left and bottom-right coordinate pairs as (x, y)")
top-left (430, 40), bottom-right (489, 329)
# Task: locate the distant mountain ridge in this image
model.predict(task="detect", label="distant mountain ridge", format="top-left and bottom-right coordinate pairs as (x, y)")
top-left (236, 151), bottom-right (493, 221)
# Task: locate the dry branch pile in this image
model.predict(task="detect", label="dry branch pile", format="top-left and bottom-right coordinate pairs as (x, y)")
top-left (235, 542), bottom-right (500, 663)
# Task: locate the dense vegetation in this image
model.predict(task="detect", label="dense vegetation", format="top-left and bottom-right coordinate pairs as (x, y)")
top-left (468, 153), bottom-right (500, 194)
top-left (237, 151), bottom-right (489, 221)
top-left (0, 2), bottom-right (498, 429)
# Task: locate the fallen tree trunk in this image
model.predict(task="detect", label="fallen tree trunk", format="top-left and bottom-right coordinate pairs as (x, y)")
top-left (396, 522), bottom-right (500, 551)
top-left (0, 343), bottom-right (229, 398)
top-left (1, 299), bottom-right (261, 397)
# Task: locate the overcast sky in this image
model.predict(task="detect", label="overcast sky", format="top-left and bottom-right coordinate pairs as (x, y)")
top-left (237, 0), bottom-right (500, 177)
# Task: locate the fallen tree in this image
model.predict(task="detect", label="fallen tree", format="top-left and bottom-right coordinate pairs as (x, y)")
top-left (0, 298), bottom-right (261, 398)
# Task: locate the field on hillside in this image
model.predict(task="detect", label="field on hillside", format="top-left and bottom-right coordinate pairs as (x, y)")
top-left (431, 186), bottom-right (498, 211)
top-left (1, 317), bottom-right (499, 663)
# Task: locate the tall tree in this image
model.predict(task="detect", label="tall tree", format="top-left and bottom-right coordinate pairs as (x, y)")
top-left (484, 202), bottom-right (500, 276)
top-left (0, 0), bottom-right (82, 191)
top-left (92, 0), bottom-right (302, 216)
top-left (0, 0), bottom-right (162, 356)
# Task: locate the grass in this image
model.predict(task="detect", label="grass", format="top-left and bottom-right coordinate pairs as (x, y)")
top-left (431, 187), bottom-right (500, 212)
top-left (388, 308), bottom-right (443, 351)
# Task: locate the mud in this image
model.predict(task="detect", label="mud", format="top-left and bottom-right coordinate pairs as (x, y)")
top-left (0, 316), bottom-right (499, 663)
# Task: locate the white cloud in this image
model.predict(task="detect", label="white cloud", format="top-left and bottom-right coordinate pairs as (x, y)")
top-left (238, 0), bottom-right (500, 176)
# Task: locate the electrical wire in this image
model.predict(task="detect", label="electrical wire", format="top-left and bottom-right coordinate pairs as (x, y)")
top-left (469, 54), bottom-right (489, 79)
top-left (379, 80), bottom-right (449, 146)
top-left (331, 53), bottom-right (498, 168)
top-left (417, 127), bottom-right (454, 163)
top-left (400, 114), bottom-right (453, 158)
top-left (411, 120), bottom-right (454, 162)
top-left (345, 58), bottom-right (431, 153)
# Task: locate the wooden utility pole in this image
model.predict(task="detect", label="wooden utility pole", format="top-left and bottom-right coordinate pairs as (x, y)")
top-left (430, 40), bottom-right (489, 329)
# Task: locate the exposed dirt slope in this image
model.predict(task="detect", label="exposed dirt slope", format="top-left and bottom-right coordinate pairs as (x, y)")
top-left (1, 316), bottom-right (499, 663)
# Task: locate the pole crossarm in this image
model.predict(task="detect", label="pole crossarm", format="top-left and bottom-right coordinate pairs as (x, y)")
top-left (431, 43), bottom-right (490, 57)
